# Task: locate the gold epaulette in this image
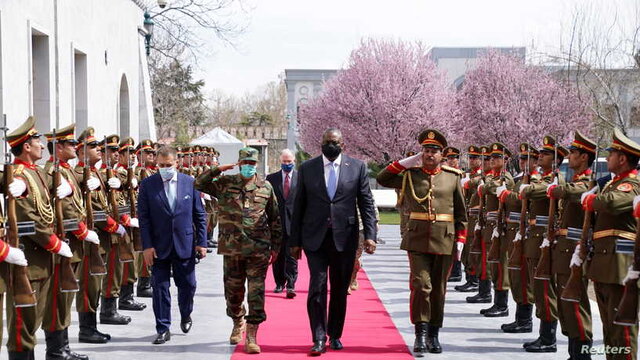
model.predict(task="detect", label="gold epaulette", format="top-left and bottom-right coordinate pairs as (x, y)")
top-left (13, 164), bottom-right (24, 175)
top-left (441, 165), bottom-right (464, 176)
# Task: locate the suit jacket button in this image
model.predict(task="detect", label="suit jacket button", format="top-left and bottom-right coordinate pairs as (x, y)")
top-left (602, 250), bottom-right (607, 254)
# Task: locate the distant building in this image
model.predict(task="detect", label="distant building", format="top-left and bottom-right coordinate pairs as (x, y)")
top-left (1, 0), bottom-right (156, 145)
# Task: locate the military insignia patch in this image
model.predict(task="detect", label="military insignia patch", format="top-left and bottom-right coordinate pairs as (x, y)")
top-left (544, 137), bottom-right (549, 145)
top-left (520, 144), bottom-right (526, 151)
top-left (617, 183), bottom-right (633, 192)
top-left (428, 132), bottom-right (435, 139)
top-left (493, 144), bottom-right (498, 150)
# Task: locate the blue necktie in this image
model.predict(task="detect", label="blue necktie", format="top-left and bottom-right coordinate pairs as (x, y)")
top-left (327, 162), bottom-right (337, 200)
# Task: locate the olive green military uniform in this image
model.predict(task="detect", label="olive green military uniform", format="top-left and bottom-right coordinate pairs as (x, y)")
top-left (460, 151), bottom-right (482, 286)
top-left (195, 147), bottom-right (282, 325)
top-left (134, 163), bottom-right (156, 282)
top-left (585, 129), bottom-right (639, 360)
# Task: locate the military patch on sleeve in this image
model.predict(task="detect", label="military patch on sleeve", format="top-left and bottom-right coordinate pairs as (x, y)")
top-left (617, 183), bottom-right (633, 192)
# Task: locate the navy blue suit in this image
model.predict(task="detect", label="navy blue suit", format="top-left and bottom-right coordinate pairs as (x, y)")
top-left (138, 172), bottom-right (207, 334)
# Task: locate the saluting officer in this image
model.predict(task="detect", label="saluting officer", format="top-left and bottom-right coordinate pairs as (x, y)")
top-left (377, 129), bottom-right (467, 355)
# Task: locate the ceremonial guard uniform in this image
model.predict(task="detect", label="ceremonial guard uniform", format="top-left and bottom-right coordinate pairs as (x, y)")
top-left (444, 146), bottom-right (463, 282)
top-left (195, 147), bottom-right (281, 354)
top-left (134, 139), bottom-right (156, 298)
top-left (582, 129), bottom-right (639, 360)
top-left (377, 129), bottom-right (467, 355)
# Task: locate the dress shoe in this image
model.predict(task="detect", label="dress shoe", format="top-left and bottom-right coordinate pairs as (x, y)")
top-left (274, 285), bottom-right (284, 293)
top-left (310, 341), bottom-right (327, 356)
top-left (153, 331), bottom-right (170, 344)
top-left (329, 338), bottom-right (343, 350)
top-left (286, 289), bottom-right (297, 299)
top-left (181, 317), bottom-right (193, 333)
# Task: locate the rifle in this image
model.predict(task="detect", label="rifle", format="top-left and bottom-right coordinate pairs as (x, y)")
top-left (534, 139), bottom-right (559, 280)
top-left (614, 219), bottom-right (640, 325)
top-left (127, 152), bottom-right (143, 252)
top-left (488, 153), bottom-right (507, 263)
top-left (103, 137), bottom-right (134, 263)
top-left (2, 115), bottom-right (36, 307)
top-left (470, 149), bottom-right (486, 272)
top-left (561, 144), bottom-right (599, 302)
top-left (51, 129), bottom-right (80, 292)
top-left (82, 141), bottom-right (106, 275)
top-left (508, 149), bottom-right (531, 270)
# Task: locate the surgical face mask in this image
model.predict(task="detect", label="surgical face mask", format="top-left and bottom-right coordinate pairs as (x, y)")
top-left (281, 163), bottom-right (294, 172)
top-left (159, 166), bottom-right (176, 181)
top-left (321, 143), bottom-right (342, 160)
top-left (240, 164), bottom-right (257, 178)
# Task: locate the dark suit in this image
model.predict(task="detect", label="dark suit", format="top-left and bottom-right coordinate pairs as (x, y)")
top-left (290, 154), bottom-right (377, 342)
top-left (138, 172), bottom-right (207, 334)
top-left (266, 169), bottom-right (298, 290)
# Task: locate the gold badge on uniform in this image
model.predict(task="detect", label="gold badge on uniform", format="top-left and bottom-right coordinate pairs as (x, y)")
top-left (617, 183), bottom-right (633, 192)
top-left (428, 132), bottom-right (435, 139)
top-left (520, 145), bottom-right (525, 151)
top-left (493, 144), bottom-right (498, 150)
top-left (544, 137), bottom-right (549, 145)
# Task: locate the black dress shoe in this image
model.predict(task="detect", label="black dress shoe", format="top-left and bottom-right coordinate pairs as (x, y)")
top-left (329, 338), bottom-right (343, 350)
top-left (152, 331), bottom-right (170, 344)
top-left (310, 341), bottom-right (327, 356)
top-left (286, 289), bottom-right (296, 299)
top-left (274, 285), bottom-right (284, 293)
top-left (181, 317), bottom-right (193, 333)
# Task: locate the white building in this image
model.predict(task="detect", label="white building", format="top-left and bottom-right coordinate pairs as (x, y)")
top-left (0, 0), bottom-right (156, 142)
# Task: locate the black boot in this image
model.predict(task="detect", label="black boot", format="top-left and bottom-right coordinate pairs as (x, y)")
top-left (573, 339), bottom-right (592, 360)
top-left (45, 330), bottom-right (70, 360)
top-left (119, 284), bottom-right (146, 311)
top-left (8, 351), bottom-right (30, 360)
top-left (62, 328), bottom-right (89, 360)
top-left (78, 312), bottom-right (109, 343)
top-left (413, 322), bottom-right (428, 355)
top-left (425, 324), bottom-right (442, 353)
top-left (454, 274), bottom-right (479, 292)
top-left (100, 297), bottom-right (131, 325)
top-left (136, 277), bottom-right (153, 298)
top-left (525, 320), bottom-right (557, 352)
top-left (448, 261), bottom-right (462, 282)
top-left (466, 279), bottom-right (492, 303)
top-left (502, 303), bottom-right (533, 333)
top-left (484, 290), bottom-right (509, 317)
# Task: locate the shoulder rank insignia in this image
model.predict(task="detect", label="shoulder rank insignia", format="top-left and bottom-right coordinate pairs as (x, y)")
top-left (441, 165), bottom-right (464, 176)
top-left (13, 164), bottom-right (24, 175)
top-left (617, 183), bottom-right (633, 192)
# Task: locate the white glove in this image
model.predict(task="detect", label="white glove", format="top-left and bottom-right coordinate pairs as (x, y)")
top-left (56, 241), bottom-right (73, 258)
top-left (128, 218), bottom-right (139, 228)
top-left (513, 231), bottom-right (522, 243)
top-left (398, 153), bottom-right (422, 168)
top-left (519, 183), bottom-right (531, 194)
top-left (633, 195), bottom-right (640, 212)
top-left (5, 246), bottom-right (28, 266)
top-left (580, 185), bottom-right (599, 204)
top-left (115, 224), bottom-right (126, 237)
top-left (474, 223), bottom-right (481, 232)
top-left (540, 237), bottom-right (550, 248)
top-left (622, 265), bottom-right (640, 284)
top-left (570, 244), bottom-right (583, 268)
top-left (86, 176), bottom-right (100, 191)
top-left (8, 179), bottom-right (27, 197)
top-left (108, 177), bottom-right (121, 189)
top-left (130, 177), bottom-right (138, 189)
top-left (56, 178), bottom-right (73, 199)
top-left (202, 193), bottom-right (212, 201)
top-left (496, 184), bottom-right (507, 198)
top-left (460, 174), bottom-right (470, 188)
top-left (84, 230), bottom-right (100, 245)
top-left (455, 242), bottom-right (464, 261)
top-left (491, 227), bottom-right (500, 240)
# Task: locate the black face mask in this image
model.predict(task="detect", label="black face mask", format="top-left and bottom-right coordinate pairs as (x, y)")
top-left (322, 143), bottom-right (342, 160)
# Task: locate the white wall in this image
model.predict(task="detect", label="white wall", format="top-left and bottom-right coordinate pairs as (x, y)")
top-left (0, 0), bottom-right (154, 140)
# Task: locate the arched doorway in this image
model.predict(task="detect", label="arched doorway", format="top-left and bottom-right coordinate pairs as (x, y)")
top-left (119, 74), bottom-right (130, 137)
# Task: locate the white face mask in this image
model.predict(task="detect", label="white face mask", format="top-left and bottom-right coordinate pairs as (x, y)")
top-left (159, 166), bottom-right (176, 181)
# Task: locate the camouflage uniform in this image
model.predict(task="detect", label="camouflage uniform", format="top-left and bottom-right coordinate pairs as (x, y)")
top-left (195, 148), bottom-right (281, 325)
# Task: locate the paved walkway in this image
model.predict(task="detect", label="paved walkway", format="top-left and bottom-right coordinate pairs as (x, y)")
top-left (27, 225), bottom-right (605, 359)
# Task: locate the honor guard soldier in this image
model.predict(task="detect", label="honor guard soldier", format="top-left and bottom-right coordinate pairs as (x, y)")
top-left (195, 147), bottom-right (281, 354)
top-left (444, 146), bottom-right (463, 282)
top-left (5, 117), bottom-right (74, 360)
top-left (74, 128), bottom-right (114, 343)
top-left (582, 128), bottom-right (639, 359)
top-left (456, 145), bottom-right (483, 293)
top-left (496, 144), bottom-right (538, 333)
top-left (548, 131), bottom-right (596, 359)
top-left (377, 129), bottom-right (467, 356)
top-left (520, 135), bottom-right (567, 352)
top-left (114, 137), bottom-right (145, 312)
top-left (204, 147), bottom-right (220, 249)
top-left (135, 139), bottom-right (156, 298)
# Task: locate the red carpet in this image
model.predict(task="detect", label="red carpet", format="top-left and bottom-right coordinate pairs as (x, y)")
top-left (232, 256), bottom-right (413, 359)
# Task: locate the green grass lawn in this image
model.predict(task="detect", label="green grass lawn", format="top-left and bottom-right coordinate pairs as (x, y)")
top-left (378, 210), bottom-right (400, 225)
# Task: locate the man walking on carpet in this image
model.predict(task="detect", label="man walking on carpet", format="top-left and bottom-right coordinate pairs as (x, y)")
top-left (290, 127), bottom-right (378, 356)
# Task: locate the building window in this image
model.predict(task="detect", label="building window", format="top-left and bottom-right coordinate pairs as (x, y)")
top-left (31, 30), bottom-right (50, 132)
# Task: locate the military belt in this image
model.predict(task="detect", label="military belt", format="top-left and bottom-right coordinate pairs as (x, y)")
top-left (507, 212), bottom-right (521, 224)
top-left (468, 207), bottom-right (480, 217)
top-left (486, 211), bottom-right (498, 222)
top-left (615, 239), bottom-right (635, 254)
top-left (593, 229), bottom-right (635, 241)
top-left (535, 215), bottom-right (549, 228)
top-left (557, 227), bottom-right (582, 242)
top-left (409, 212), bottom-right (453, 222)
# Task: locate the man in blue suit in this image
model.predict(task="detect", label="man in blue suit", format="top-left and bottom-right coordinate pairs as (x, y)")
top-left (138, 146), bottom-right (208, 344)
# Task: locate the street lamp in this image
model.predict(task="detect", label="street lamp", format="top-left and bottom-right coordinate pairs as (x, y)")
top-left (143, 12), bottom-right (154, 56)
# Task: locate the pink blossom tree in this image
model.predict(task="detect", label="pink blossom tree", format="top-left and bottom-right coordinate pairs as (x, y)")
top-left (298, 38), bottom-right (457, 164)
top-left (456, 50), bottom-right (592, 151)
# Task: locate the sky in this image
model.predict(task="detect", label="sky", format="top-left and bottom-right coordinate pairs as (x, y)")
top-left (193, 0), bottom-right (637, 97)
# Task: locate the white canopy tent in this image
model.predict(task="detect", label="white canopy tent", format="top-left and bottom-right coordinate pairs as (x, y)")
top-left (191, 127), bottom-right (244, 174)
